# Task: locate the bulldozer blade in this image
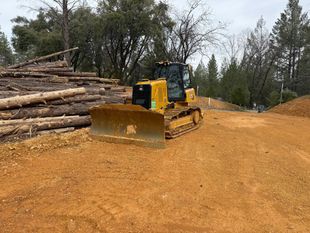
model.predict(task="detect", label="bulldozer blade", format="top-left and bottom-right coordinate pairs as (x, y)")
top-left (89, 104), bottom-right (165, 148)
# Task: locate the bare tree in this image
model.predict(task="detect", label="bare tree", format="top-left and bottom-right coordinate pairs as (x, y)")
top-left (221, 34), bottom-right (245, 62)
top-left (35, 0), bottom-right (81, 63)
top-left (168, 0), bottom-right (225, 63)
top-left (241, 18), bottom-right (276, 105)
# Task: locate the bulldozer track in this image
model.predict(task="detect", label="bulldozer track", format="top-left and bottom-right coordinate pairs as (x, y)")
top-left (165, 122), bottom-right (201, 139)
top-left (164, 106), bottom-right (203, 138)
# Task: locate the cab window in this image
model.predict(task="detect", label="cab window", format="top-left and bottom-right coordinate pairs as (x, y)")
top-left (183, 67), bottom-right (191, 89)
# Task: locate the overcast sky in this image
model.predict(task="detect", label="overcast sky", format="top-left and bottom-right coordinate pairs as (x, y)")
top-left (0, 0), bottom-right (309, 65)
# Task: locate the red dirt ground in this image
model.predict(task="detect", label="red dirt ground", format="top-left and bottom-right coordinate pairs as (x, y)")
top-left (0, 110), bottom-right (309, 232)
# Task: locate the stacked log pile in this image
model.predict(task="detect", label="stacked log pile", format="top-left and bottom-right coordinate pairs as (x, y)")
top-left (0, 48), bottom-right (129, 142)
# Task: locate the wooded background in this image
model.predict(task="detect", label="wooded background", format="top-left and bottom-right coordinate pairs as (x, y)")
top-left (0, 0), bottom-right (309, 107)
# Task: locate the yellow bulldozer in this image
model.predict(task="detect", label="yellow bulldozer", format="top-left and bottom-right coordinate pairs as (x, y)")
top-left (89, 61), bottom-right (203, 148)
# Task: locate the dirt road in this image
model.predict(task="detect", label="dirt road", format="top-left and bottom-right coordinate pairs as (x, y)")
top-left (0, 110), bottom-right (309, 233)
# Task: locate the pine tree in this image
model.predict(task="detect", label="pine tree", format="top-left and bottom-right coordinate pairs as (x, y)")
top-left (298, 25), bottom-right (310, 95)
top-left (220, 59), bottom-right (249, 106)
top-left (206, 54), bottom-right (218, 97)
top-left (193, 61), bottom-right (208, 96)
top-left (0, 28), bottom-right (14, 66)
top-left (271, 0), bottom-right (310, 93)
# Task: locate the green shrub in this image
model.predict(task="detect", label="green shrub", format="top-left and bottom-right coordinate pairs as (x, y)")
top-left (268, 89), bottom-right (298, 107)
top-left (231, 87), bottom-right (250, 106)
top-left (268, 91), bottom-right (280, 107)
top-left (281, 89), bottom-right (298, 103)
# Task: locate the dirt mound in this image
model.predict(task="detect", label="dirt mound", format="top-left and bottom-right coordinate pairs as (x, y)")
top-left (269, 95), bottom-right (310, 118)
top-left (194, 97), bottom-right (241, 111)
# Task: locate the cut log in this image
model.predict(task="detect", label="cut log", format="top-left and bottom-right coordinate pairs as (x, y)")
top-left (0, 87), bottom-right (86, 110)
top-left (0, 83), bottom-right (77, 93)
top-left (1, 127), bottom-right (75, 142)
top-left (100, 95), bottom-right (126, 104)
top-left (8, 47), bottom-right (79, 69)
top-left (37, 127), bottom-right (75, 136)
top-left (62, 76), bottom-right (118, 84)
top-left (65, 76), bottom-right (108, 83)
top-left (24, 60), bottom-right (68, 68)
top-left (99, 78), bottom-right (120, 84)
top-left (5, 67), bottom-right (74, 73)
top-left (2, 85), bottom-right (76, 92)
top-left (0, 91), bottom-right (39, 98)
top-left (4, 83), bottom-right (32, 92)
top-left (0, 83), bottom-right (79, 93)
top-left (0, 101), bottom-right (105, 120)
top-left (3, 86), bottom-right (20, 92)
top-left (46, 95), bottom-right (102, 105)
top-left (115, 93), bottom-right (132, 99)
top-left (85, 87), bottom-right (106, 95)
top-left (0, 115), bottom-right (90, 138)
top-left (0, 116), bottom-right (77, 126)
top-left (110, 87), bottom-right (126, 92)
top-left (47, 76), bottom-right (69, 83)
top-left (0, 71), bottom-right (55, 78)
top-left (51, 72), bottom-right (97, 77)
top-left (0, 77), bottom-right (69, 84)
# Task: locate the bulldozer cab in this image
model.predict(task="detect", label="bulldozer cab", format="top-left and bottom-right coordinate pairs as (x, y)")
top-left (154, 62), bottom-right (193, 102)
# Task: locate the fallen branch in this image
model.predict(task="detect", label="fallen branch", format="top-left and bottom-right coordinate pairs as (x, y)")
top-left (8, 47), bottom-right (79, 69)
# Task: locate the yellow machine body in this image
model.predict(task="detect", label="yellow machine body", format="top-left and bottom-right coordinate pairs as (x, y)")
top-left (137, 79), bottom-right (169, 114)
top-left (174, 88), bottom-right (197, 108)
top-left (89, 62), bottom-right (202, 148)
top-left (90, 104), bottom-right (166, 148)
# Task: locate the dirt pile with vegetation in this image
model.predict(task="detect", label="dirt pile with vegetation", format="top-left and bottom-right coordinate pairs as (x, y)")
top-left (269, 95), bottom-right (310, 118)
